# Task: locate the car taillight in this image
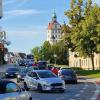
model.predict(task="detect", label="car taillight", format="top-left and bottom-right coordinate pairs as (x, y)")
top-left (60, 75), bottom-right (65, 78)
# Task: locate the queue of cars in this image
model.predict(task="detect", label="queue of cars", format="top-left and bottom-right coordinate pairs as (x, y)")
top-left (2, 61), bottom-right (78, 98)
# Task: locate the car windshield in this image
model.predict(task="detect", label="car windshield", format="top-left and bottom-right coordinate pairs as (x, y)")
top-left (37, 71), bottom-right (56, 78)
top-left (7, 68), bottom-right (19, 72)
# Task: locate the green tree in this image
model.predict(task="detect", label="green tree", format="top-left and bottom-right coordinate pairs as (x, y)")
top-left (31, 46), bottom-right (41, 62)
top-left (40, 41), bottom-right (51, 62)
top-left (65, 0), bottom-right (100, 70)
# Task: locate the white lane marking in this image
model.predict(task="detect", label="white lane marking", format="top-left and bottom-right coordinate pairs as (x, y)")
top-left (80, 90), bottom-right (84, 93)
top-left (83, 87), bottom-right (87, 90)
top-left (75, 94), bottom-right (80, 97)
top-left (85, 84), bottom-right (88, 87)
top-left (61, 97), bottom-right (65, 99)
top-left (69, 99), bottom-right (75, 100)
top-left (90, 83), bottom-right (100, 100)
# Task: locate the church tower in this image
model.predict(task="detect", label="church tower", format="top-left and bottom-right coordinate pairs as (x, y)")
top-left (47, 11), bottom-right (62, 45)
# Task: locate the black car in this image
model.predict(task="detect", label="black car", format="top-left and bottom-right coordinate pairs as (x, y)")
top-left (5, 67), bottom-right (20, 78)
top-left (37, 61), bottom-right (48, 69)
top-left (18, 60), bottom-right (26, 66)
top-left (17, 68), bottom-right (28, 83)
top-left (58, 69), bottom-right (77, 84)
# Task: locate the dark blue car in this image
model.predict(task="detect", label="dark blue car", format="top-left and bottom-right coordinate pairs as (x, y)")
top-left (5, 67), bottom-right (20, 78)
top-left (58, 69), bottom-right (77, 84)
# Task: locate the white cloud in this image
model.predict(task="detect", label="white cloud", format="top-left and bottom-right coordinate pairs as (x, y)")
top-left (3, 0), bottom-right (29, 6)
top-left (5, 9), bottom-right (46, 16)
top-left (3, 0), bottom-right (19, 5)
top-left (92, 0), bottom-right (100, 5)
top-left (6, 25), bottom-right (46, 38)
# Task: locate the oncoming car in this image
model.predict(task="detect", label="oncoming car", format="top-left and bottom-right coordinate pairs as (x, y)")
top-left (0, 80), bottom-right (32, 100)
top-left (24, 70), bottom-right (65, 92)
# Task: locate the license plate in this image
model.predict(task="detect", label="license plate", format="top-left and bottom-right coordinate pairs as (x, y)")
top-left (10, 75), bottom-right (14, 76)
top-left (53, 86), bottom-right (62, 88)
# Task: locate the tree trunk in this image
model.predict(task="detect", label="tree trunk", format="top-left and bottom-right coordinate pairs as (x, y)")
top-left (90, 54), bottom-right (95, 71)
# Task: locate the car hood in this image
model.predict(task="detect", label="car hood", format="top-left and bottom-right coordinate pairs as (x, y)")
top-left (7, 71), bottom-right (18, 73)
top-left (40, 77), bottom-right (63, 84)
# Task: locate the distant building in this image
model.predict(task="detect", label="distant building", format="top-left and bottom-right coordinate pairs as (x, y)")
top-left (69, 50), bottom-right (100, 70)
top-left (7, 52), bottom-right (26, 64)
top-left (47, 11), bottom-right (62, 45)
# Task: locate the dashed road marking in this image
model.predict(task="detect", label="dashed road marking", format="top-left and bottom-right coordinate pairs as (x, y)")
top-left (80, 90), bottom-right (84, 93)
top-left (75, 94), bottom-right (80, 97)
top-left (83, 87), bottom-right (87, 90)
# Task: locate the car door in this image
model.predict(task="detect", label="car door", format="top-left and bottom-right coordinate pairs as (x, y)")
top-left (25, 72), bottom-right (32, 88)
top-left (5, 82), bottom-right (28, 100)
top-left (29, 72), bottom-right (39, 89)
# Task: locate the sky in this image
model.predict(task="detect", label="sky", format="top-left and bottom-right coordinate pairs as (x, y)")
top-left (0, 0), bottom-right (99, 54)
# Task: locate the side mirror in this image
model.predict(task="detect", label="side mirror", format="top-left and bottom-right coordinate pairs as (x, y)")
top-left (33, 77), bottom-right (38, 80)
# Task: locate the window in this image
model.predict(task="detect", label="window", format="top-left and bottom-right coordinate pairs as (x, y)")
top-left (31, 72), bottom-right (38, 79)
top-left (96, 59), bottom-right (97, 66)
top-left (6, 83), bottom-right (20, 93)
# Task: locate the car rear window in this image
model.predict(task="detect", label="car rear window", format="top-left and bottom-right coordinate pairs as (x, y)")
top-left (61, 70), bottom-right (75, 75)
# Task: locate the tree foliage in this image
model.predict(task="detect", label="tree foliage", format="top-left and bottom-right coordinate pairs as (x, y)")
top-left (31, 40), bottom-right (69, 65)
top-left (64, 0), bottom-right (100, 70)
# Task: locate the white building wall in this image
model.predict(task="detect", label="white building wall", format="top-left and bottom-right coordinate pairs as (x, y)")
top-left (69, 51), bottom-right (100, 70)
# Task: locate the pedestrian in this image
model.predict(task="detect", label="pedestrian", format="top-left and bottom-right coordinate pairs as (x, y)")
top-left (51, 67), bottom-right (58, 75)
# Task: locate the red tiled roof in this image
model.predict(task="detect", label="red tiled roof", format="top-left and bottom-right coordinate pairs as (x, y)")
top-left (47, 21), bottom-right (60, 30)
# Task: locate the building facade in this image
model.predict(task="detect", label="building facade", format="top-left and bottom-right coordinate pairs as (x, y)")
top-left (69, 50), bottom-right (100, 70)
top-left (47, 12), bottom-right (62, 45)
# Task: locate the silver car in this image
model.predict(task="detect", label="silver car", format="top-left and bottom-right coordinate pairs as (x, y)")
top-left (24, 70), bottom-right (65, 92)
top-left (0, 80), bottom-right (32, 100)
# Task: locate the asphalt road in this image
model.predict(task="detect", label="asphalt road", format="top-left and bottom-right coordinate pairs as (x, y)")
top-left (0, 64), bottom-right (100, 100)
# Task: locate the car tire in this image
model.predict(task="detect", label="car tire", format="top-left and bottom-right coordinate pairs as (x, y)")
top-left (24, 82), bottom-right (29, 91)
top-left (17, 79), bottom-right (20, 83)
top-left (59, 90), bottom-right (64, 93)
top-left (74, 80), bottom-right (77, 84)
top-left (29, 97), bottom-right (32, 100)
top-left (37, 84), bottom-right (43, 93)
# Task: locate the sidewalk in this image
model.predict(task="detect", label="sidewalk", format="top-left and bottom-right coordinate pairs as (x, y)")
top-left (78, 76), bottom-right (100, 100)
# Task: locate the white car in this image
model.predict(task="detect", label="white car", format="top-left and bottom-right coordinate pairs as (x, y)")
top-left (0, 80), bottom-right (32, 100)
top-left (24, 70), bottom-right (65, 92)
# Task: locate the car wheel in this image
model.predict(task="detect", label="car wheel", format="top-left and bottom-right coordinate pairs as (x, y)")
top-left (59, 90), bottom-right (64, 93)
top-left (17, 79), bottom-right (20, 83)
top-left (29, 97), bottom-right (32, 100)
top-left (74, 80), bottom-right (77, 84)
top-left (24, 82), bottom-right (29, 91)
top-left (37, 84), bottom-right (43, 93)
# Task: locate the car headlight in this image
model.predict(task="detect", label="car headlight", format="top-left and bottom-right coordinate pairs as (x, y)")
top-left (6, 73), bottom-right (8, 75)
top-left (17, 75), bottom-right (21, 78)
top-left (42, 81), bottom-right (50, 86)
